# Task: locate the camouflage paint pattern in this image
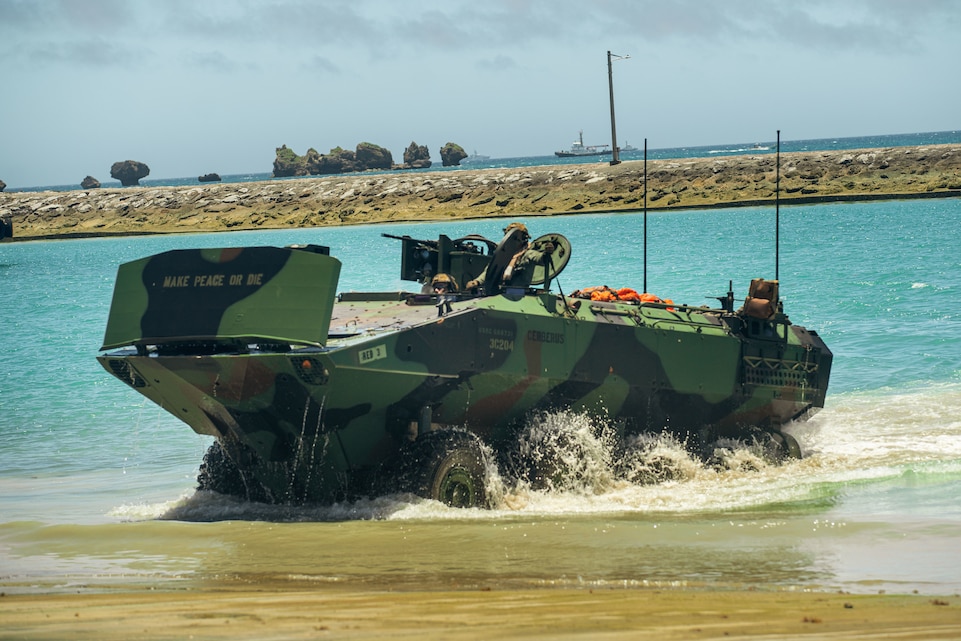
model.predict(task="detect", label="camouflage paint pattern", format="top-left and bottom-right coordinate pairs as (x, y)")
top-left (101, 245), bottom-right (339, 350)
top-left (98, 238), bottom-right (832, 504)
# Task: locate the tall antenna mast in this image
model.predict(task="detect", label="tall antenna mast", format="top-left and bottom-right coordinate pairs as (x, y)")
top-left (776, 130), bottom-right (781, 282)
top-left (607, 51), bottom-right (630, 165)
top-left (643, 138), bottom-right (648, 293)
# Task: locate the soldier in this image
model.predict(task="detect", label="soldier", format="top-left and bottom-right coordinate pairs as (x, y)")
top-left (431, 272), bottom-right (458, 316)
top-left (465, 222), bottom-right (554, 294)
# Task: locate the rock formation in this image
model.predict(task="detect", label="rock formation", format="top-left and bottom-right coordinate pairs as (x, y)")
top-left (273, 145), bottom-right (307, 177)
top-left (355, 142), bottom-right (393, 170)
top-left (0, 179), bottom-right (6, 192)
top-left (81, 176), bottom-right (101, 189)
top-left (440, 143), bottom-right (467, 167)
top-left (275, 143), bottom-right (394, 176)
top-left (401, 142), bottom-right (432, 169)
top-left (306, 147), bottom-right (354, 175)
top-left (198, 173), bottom-right (222, 183)
top-left (110, 160), bottom-right (150, 187)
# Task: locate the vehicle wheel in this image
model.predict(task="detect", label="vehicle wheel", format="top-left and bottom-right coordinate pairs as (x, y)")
top-left (196, 441), bottom-right (269, 502)
top-left (404, 431), bottom-right (491, 508)
top-left (771, 431), bottom-right (803, 459)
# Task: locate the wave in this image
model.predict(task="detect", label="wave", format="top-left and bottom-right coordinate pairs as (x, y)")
top-left (106, 383), bottom-right (961, 524)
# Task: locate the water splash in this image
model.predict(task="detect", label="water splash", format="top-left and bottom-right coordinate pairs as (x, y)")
top-left (285, 394), bottom-right (329, 503)
top-left (127, 383), bottom-right (961, 523)
top-left (617, 433), bottom-right (700, 484)
top-left (150, 410), bottom-right (800, 521)
top-left (512, 409), bottom-right (617, 494)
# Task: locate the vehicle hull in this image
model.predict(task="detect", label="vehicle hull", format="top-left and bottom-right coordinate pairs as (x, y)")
top-left (98, 253), bottom-right (832, 504)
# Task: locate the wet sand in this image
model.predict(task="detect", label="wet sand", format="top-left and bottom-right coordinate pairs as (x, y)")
top-left (2, 587), bottom-right (959, 640)
top-left (3, 144), bottom-right (960, 241)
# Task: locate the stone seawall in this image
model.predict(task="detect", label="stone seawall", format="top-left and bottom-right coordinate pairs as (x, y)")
top-left (3, 145), bottom-right (960, 240)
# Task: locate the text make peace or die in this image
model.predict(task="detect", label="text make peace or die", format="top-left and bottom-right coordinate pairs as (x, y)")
top-left (158, 272), bottom-right (265, 288)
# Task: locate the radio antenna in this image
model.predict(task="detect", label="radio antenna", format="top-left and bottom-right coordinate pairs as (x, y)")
top-left (643, 138), bottom-right (648, 294)
top-left (776, 129), bottom-right (780, 282)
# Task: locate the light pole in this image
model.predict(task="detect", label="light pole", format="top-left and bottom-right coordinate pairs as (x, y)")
top-left (607, 50), bottom-right (630, 165)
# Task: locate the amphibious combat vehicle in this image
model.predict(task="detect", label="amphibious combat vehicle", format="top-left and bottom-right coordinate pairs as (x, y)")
top-left (97, 226), bottom-right (832, 507)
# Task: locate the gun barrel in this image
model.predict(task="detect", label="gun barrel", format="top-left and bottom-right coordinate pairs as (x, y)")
top-left (382, 233), bottom-right (438, 247)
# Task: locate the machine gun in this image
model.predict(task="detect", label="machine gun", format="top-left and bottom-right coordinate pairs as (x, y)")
top-left (382, 233), bottom-right (495, 288)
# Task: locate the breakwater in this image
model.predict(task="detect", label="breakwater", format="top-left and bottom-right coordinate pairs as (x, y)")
top-left (3, 144), bottom-right (960, 240)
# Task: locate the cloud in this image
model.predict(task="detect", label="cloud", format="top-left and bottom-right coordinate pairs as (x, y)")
top-left (1, 0), bottom-right (144, 67)
top-left (476, 55), bottom-right (517, 72)
top-left (6, 0), bottom-right (956, 74)
top-left (30, 37), bottom-right (150, 68)
top-left (182, 49), bottom-right (255, 74)
top-left (728, 0), bottom-right (960, 53)
top-left (2, 0), bottom-right (958, 187)
top-left (301, 55), bottom-right (341, 75)
top-left (0, 0), bottom-right (137, 35)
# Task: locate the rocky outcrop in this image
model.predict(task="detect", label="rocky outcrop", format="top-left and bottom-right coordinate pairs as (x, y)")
top-left (198, 173), bottom-right (222, 183)
top-left (0, 179), bottom-right (6, 192)
top-left (440, 143), bottom-right (467, 167)
top-left (275, 143), bottom-right (394, 176)
top-left (272, 145), bottom-right (307, 177)
top-left (356, 142), bottom-right (392, 170)
top-left (401, 142), bottom-right (432, 169)
top-left (110, 160), bottom-right (150, 187)
top-left (5, 144), bottom-right (960, 241)
top-left (81, 176), bottom-right (101, 189)
top-left (306, 147), bottom-right (354, 175)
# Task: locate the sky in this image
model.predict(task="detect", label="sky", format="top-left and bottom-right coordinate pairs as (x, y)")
top-left (1, 0), bottom-right (959, 189)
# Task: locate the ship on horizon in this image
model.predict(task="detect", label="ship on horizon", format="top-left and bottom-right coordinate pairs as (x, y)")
top-left (461, 150), bottom-right (491, 164)
top-left (555, 131), bottom-right (612, 157)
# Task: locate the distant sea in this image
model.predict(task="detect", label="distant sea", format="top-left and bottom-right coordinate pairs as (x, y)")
top-left (10, 129), bottom-right (961, 193)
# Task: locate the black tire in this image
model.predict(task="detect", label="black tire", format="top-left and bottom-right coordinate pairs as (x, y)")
top-left (771, 431), bottom-right (803, 459)
top-left (196, 441), bottom-right (269, 502)
top-left (404, 431), bottom-right (491, 508)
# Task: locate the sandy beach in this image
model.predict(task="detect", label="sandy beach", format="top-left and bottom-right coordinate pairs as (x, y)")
top-left (3, 144), bottom-right (960, 241)
top-left (1, 587), bottom-right (958, 640)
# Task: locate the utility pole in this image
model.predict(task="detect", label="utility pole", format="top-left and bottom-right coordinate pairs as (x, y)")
top-left (607, 50), bottom-right (630, 166)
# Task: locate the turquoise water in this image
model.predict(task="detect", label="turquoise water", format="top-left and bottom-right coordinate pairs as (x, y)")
top-left (9, 129), bottom-right (961, 193)
top-left (1, 199), bottom-right (960, 595)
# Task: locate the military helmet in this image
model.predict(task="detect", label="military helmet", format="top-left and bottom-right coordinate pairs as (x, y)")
top-left (431, 272), bottom-right (459, 291)
top-left (503, 222), bottom-right (529, 239)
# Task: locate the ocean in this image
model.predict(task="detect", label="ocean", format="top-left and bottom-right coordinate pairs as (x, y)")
top-left (8, 129), bottom-right (961, 193)
top-left (1, 195), bottom-right (959, 597)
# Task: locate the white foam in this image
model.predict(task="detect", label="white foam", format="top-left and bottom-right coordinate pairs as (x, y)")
top-left (119, 384), bottom-right (961, 523)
